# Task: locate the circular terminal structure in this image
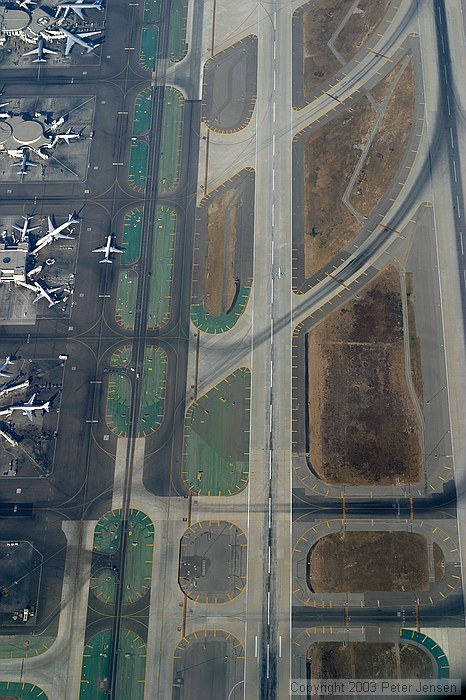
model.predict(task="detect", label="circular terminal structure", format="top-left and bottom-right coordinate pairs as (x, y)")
top-left (179, 520), bottom-right (246, 603)
top-left (10, 116), bottom-right (45, 146)
top-left (0, 121), bottom-right (13, 146)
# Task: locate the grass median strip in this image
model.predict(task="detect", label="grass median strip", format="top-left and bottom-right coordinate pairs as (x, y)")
top-left (158, 87), bottom-right (184, 194)
top-left (147, 206), bottom-right (176, 329)
top-left (139, 24), bottom-right (158, 72)
top-left (106, 373), bottom-right (132, 436)
top-left (128, 140), bottom-right (148, 192)
top-left (133, 88), bottom-right (153, 136)
top-left (168, 0), bottom-right (188, 63)
top-left (115, 269), bottom-right (138, 330)
top-left (137, 346), bottom-right (167, 435)
top-left (121, 208), bottom-right (144, 265)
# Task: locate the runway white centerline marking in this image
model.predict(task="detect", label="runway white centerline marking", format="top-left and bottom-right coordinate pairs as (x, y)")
top-left (272, 203), bottom-right (275, 226)
top-left (444, 64), bottom-right (448, 83)
top-left (272, 134), bottom-right (275, 156)
top-left (453, 160), bottom-right (458, 182)
top-left (273, 40), bottom-right (276, 60)
top-left (273, 71), bottom-right (276, 90)
top-left (450, 127), bottom-right (454, 148)
top-left (457, 195), bottom-right (461, 219)
top-left (273, 102), bottom-right (276, 123)
top-left (447, 95), bottom-right (451, 115)
top-left (254, 636), bottom-right (258, 658)
top-left (460, 231), bottom-right (464, 255)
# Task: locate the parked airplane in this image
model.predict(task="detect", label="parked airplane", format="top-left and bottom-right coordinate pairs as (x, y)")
top-left (0, 356), bottom-right (14, 379)
top-left (60, 28), bottom-right (102, 55)
top-left (12, 215), bottom-right (41, 242)
top-left (92, 234), bottom-right (125, 263)
top-left (51, 128), bottom-right (83, 147)
top-left (12, 150), bottom-right (37, 176)
top-left (32, 281), bottom-right (62, 307)
top-left (32, 212), bottom-right (78, 253)
top-left (23, 38), bottom-right (58, 63)
top-left (55, 0), bottom-right (103, 20)
top-left (6, 393), bottom-right (51, 422)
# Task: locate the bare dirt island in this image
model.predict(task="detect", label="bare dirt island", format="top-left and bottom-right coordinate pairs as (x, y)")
top-left (307, 266), bottom-right (423, 485)
top-left (308, 531), bottom-right (429, 592)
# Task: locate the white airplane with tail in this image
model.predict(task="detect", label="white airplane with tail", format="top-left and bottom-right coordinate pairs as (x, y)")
top-left (23, 38), bottom-right (58, 63)
top-left (0, 356), bottom-right (14, 379)
top-left (5, 394), bottom-right (51, 422)
top-left (33, 212), bottom-right (78, 253)
top-left (12, 150), bottom-right (37, 176)
top-left (92, 234), bottom-right (125, 263)
top-left (60, 28), bottom-right (102, 55)
top-left (56, 0), bottom-right (103, 20)
top-left (51, 128), bottom-right (83, 147)
top-left (32, 281), bottom-right (62, 307)
top-left (12, 215), bottom-right (41, 242)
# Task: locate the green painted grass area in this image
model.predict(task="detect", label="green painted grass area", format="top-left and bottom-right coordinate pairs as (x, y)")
top-left (106, 373), bottom-right (132, 436)
top-left (115, 269), bottom-right (138, 330)
top-left (110, 345), bottom-right (132, 368)
top-left (80, 628), bottom-right (147, 699)
top-left (115, 629), bottom-right (147, 699)
top-left (183, 367), bottom-right (251, 495)
top-left (137, 346), bottom-right (167, 436)
top-left (0, 681), bottom-right (47, 698)
top-left (139, 24), bottom-right (158, 71)
top-left (147, 206), bottom-right (176, 329)
top-left (128, 140), bottom-right (148, 192)
top-left (92, 510), bottom-right (154, 604)
top-left (191, 286), bottom-right (251, 333)
top-left (143, 0), bottom-right (160, 22)
top-left (93, 510), bottom-right (121, 554)
top-left (0, 636), bottom-right (55, 659)
top-left (80, 629), bottom-right (111, 700)
top-left (90, 567), bottom-right (117, 605)
top-left (121, 208), bottom-right (144, 265)
top-left (168, 0), bottom-right (188, 63)
top-left (123, 510), bottom-right (154, 603)
top-left (158, 87), bottom-right (184, 194)
top-left (133, 88), bottom-right (153, 136)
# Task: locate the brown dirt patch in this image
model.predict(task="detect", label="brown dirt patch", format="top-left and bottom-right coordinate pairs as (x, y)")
top-left (350, 59), bottom-right (415, 218)
top-left (302, 1), bottom-right (350, 98)
top-left (308, 531), bottom-right (429, 592)
top-left (334, 0), bottom-right (391, 62)
top-left (307, 641), bottom-right (433, 681)
top-left (406, 272), bottom-right (423, 404)
top-left (371, 55), bottom-right (409, 105)
top-left (433, 542), bottom-right (446, 584)
top-left (204, 188), bottom-right (238, 315)
top-left (303, 97), bottom-right (376, 277)
top-left (307, 266), bottom-right (422, 485)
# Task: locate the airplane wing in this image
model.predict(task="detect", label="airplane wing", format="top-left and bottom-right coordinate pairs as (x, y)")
top-left (47, 216), bottom-right (54, 233)
top-left (92, 246), bottom-right (107, 253)
top-left (25, 394), bottom-right (36, 406)
top-left (78, 31), bottom-right (101, 38)
top-left (22, 47), bottom-right (39, 57)
top-left (43, 47), bottom-right (58, 56)
top-left (109, 247), bottom-right (124, 253)
top-left (72, 7), bottom-right (85, 19)
top-left (64, 37), bottom-right (75, 55)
